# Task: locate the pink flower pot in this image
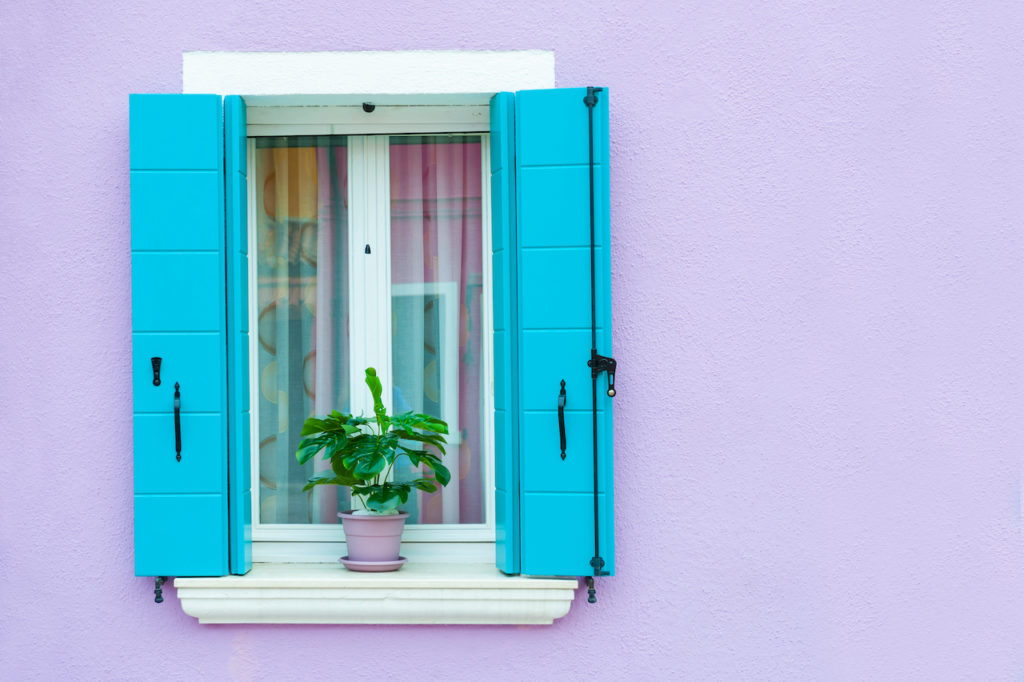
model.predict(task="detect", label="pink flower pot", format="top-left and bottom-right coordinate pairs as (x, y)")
top-left (338, 511), bottom-right (409, 571)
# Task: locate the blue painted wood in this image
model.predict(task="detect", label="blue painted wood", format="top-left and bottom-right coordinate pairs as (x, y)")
top-left (134, 414), bottom-right (225, 493)
top-left (130, 95), bottom-right (222, 171)
top-left (489, 92), bottom-right (520, 575)
top-left (130, 172), bottom-right (222, 251)
top-left (134, 495), bottom-right (228, 577)
top-left (225, 95), bottom-right (252, 575)
top-left (521, 411), bottom-right (605, 493)
top-left (517, 167), bottom-right (597, 248)
top-left (131, 334), bottom-right (224, 414)
top-left (130, 94), bottom-right (229, 578)
top-left (131, 252), bottom-right (222, 331)
top-left (514, 88), bottom-right (615, 577)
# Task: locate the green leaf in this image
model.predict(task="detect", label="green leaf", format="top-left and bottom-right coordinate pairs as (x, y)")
top-left (301, 471), bottom-right (347, 492)
top-left (354, 455), bottom-right (387, 478)
top-left (408, 413), bottom-right (449, 435)
top-left (329, 457), bottom-right (361, 485)
top-left (391, 429), bottom-right (447, 455)
top-left (399, 447), bottom-right (422, 467)
top-left (296, 437), bottom-right (327, 465)
top-left (418, 452), bottom-right (443, 469)
top-left (300, 418), bottom-right (329, 436)
top-left (412, 478), bottom-right (438, 493)
top-left (431, 463), bottom-right (452, 487)
top-left (364, 367), bottom-right (390, 432)
top-left (367, 487), bottom-right (402, 512)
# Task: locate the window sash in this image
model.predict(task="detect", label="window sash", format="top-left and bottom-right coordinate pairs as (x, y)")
top-left (246, 132), bottom-right (496, 549)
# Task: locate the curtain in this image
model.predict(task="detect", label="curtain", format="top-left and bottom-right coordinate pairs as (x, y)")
top-left (389, 136), bottom-right (484, 524)
top-left (255, 137), bottom-right (349, 524)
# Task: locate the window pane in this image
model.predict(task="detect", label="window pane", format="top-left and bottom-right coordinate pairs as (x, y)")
top-left (254, 136), bottom-right (350, 524)
top-left (389, 135), bottom-right (485, 525)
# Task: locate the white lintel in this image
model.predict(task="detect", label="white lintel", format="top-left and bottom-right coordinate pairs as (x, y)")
top-left (182, 50), bottom-right (556, 103)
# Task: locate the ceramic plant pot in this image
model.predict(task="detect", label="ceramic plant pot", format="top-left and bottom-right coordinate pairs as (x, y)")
top-left (338, 511), bottom-right (409, 572)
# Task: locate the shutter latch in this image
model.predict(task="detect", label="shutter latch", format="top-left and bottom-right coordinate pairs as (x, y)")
top-left (588, 352), bottom-right (617, 397)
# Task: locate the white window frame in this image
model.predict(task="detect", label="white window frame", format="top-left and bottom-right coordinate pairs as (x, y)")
top-left (183, 49), bottom-right (554, 566)
top-left (246, 108), bottom-right (495, 562)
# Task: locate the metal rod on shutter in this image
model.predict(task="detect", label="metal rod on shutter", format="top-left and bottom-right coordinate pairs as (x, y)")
top-left (583, 86), bottom-right (615, 604)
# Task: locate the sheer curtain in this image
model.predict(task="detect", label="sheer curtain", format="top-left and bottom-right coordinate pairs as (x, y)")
top-left (389, 136), bottom-right (484, 524)
top-left (254, 134), bottom-right (484, 526)
top-left (255, 137), bottom-right (349, 524)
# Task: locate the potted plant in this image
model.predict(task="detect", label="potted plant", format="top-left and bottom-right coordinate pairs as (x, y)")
top-left (295, 367), bottom-right (451, 571)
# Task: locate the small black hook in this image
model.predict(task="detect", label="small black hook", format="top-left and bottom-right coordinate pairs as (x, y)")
top-left (362, 102), bottom-right (375, 113)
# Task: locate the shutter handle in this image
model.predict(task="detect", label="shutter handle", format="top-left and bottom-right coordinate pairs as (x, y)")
top-left (558, 380), bottom-right (567, 460)
top-left (173, 382), bottom-right (182, 462)
top-left (150, 356), bottom-right (162, 386)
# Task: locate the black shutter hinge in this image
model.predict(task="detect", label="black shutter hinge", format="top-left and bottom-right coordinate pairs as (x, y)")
top-left (588, 351), bottom-right (617, 397)
top-left (583, 86), bottom-right (604, 108)
top-left (154, 576), bottom-right (167, 604)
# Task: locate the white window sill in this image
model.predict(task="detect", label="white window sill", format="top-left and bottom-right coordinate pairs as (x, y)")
top-left (174, 562), bottom-right (578, 625)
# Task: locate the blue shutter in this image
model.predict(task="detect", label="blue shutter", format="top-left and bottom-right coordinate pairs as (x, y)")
top-left (224, 96), bottom-right (252, 575)
top-left (130, 94), bottom-right (229, 577)
top-left (491, 88), bottom-right (615, 577)
top-left (490, 93), bottom-right (521, 574)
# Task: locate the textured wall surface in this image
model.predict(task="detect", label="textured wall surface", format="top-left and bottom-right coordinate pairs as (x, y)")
top-left (2, 1), bottom-right (1023, 679)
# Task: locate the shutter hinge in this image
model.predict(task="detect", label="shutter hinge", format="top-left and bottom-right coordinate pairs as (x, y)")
top-left (154, 576), bottom-right (167, 604)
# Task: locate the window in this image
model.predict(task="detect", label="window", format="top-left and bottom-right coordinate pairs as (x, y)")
top-left (245, 107), bottom-right (495, 561)
top-left (131, 53), bottom-right (614, 623)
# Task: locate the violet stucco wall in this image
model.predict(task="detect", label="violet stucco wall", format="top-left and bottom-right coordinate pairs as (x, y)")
top-left (2, 1), bottom-right (1023, 679)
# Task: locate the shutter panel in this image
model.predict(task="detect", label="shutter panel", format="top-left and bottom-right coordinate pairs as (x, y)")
top-left (512, 88), bottom-right (615, 577)
top-left (130, 94), bottom-right (229, 577)
top-left (224, 96), bottom-right (252, 575)
top-left (490, 92), bottom-right (521, 574)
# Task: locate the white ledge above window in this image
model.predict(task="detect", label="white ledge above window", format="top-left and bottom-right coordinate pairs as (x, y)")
top-left (175, 563), bottom-right (578, 625)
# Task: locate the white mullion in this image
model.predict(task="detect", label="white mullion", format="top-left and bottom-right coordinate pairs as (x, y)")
top-left (348, 135), bottom-right (392, 442)
top-left (378, 136), bottom-right (394, 434)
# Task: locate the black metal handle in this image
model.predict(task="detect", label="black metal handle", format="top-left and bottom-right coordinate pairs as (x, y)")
top-left (558, 380), bottom-right (567, 460)
top-left (173, 382), bottom-right (181, 462)
top-left (151, 357), bottom-right (162, 386)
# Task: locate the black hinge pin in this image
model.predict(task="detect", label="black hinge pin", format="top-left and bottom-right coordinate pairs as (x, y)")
top-left (154, 576), bottom-right (167, 604)
top-left (586, 576), bottom-right (597, 603)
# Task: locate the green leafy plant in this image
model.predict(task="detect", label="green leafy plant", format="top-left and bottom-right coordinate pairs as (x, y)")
top-left (295, 367), bottom-right (451, 513)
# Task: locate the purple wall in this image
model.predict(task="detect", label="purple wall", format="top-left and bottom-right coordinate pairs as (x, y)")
top-left (3, 1), bottom-right (1022, 678)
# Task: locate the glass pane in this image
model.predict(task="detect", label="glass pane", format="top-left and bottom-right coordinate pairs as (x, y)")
top-left (389, 135), bottom-right (485, 524)
top-left (254, 136), bottom-right (350, 524)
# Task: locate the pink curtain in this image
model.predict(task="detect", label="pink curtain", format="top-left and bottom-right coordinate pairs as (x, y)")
top-left (390, 137), bottom-right (484, 524)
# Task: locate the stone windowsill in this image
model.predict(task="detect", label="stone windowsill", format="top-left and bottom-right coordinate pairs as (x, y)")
top-left (174, 562), bottom-right (578, 625)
